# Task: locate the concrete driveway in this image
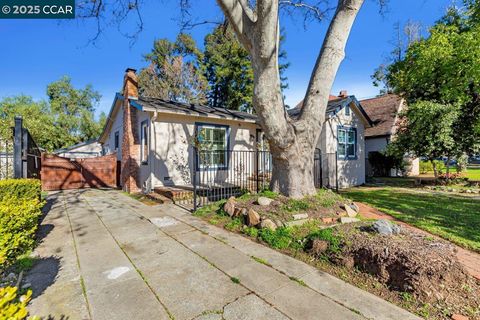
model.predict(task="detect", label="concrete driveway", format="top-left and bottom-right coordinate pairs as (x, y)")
top-left (27, 189), bottom-right (420, 320)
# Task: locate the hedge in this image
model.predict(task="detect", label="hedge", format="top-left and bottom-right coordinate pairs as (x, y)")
top-left (0, 179), bottom-right (42, 268)
top-left (0, 179), bottom-right (41, 202)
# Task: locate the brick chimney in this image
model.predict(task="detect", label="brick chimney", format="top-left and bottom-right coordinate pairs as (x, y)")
top-left (121, 68), bottom-right (141, 193)
top-left (338, 90), bottom-right (348, 98)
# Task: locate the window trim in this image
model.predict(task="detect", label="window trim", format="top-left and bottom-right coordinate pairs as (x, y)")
top-left (337, 126), bottom-right (357, 160)
top-left (140, 120), bottom-right (149, 165)
top-left (195, 122), bottom-right (230, 171)
top-left (345, 105), bottom-right (351, 116)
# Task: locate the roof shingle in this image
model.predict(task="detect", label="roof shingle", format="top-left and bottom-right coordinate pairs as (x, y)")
top-left (361, 94), bottom-right (403, 138)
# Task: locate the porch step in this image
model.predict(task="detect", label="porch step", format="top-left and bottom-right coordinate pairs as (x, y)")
top-left (154, 186), bottom-right (194, 203)
top-left (146, 192), bottom-right (173, 204)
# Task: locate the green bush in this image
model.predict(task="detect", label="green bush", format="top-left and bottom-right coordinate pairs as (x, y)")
top-left (0, 198), bottom-right (42, 267)
top-left (420, 160), bottom-right (446, 174)
top-left (0, 179), bottom-right (41, 202)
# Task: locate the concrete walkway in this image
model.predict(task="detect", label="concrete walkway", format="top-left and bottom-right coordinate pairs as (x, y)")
top-left (27, 189), bottom-right (421, 320)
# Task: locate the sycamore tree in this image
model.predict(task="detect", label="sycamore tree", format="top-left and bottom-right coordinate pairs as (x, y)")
top-left (79, 0), bottom-right (369, 198)
top-left (138, 34), bottom-right (208, 104)
top-left (387, 101), bottom-right (457, 178)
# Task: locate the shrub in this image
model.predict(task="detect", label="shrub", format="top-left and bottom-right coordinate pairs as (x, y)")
top-left (0, 286), bottom-right (39, 320)
top-left (0, 179), bottom-right (41, 202)
top-left (0, 198), bottom-right (43, 268)
top-left (243, 226), bottom-right (259, 238)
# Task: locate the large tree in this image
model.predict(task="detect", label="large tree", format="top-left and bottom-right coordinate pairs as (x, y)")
top-left (80, 0), bottom-right (367, 197)
top-left (138, 33), bottom-right (208, 104)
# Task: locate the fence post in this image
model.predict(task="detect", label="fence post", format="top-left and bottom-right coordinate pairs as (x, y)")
top-left (320, 153), bottom-right (323, 188)
top-left (13, 116), bottom-right (23, 178)
top-left (255, 150), bottom-right (260, 193)
top-left (335, 151), bottom-right (339, 193)
top-left (193, 146), bottom-right (197, 212)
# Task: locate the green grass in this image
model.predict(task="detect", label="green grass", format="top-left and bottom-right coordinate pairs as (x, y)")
top-left (343, 187), bottom-right (480, 252)
top-left (230, 277), bottom-right (240, 284)
top-left (466, 168), bottom-right (480, 180)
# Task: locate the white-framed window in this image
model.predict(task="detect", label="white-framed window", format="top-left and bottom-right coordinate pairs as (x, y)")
top-left (196, 123), bottom-right (229, 169)
top-left (140, 120), bottom-right (149, 164)
top-left (338, 127), bottom-right (356, 160)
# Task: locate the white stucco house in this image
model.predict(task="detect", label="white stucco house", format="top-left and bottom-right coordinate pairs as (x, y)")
top-left (361, 94), bottom-right (419, 177)
top-left (289, 92), bottom-right (373, 189)
top-left (98, 69), bottom-right (372, 196)
top-left (54, 139), bottom-right (103, 159)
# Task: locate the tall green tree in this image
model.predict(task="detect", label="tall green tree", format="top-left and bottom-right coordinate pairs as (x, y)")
top-left (202, 24), bottom-right (289, 112)
top-left (377, 4), bottom-right (480, 157)
top-left (138, 33), bottom-right (208, 104)
top-left (387, 101), bottom-right (457, 178)
top-left (47, 76), bottom-right (105, 147)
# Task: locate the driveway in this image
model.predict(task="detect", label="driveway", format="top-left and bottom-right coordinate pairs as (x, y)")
top-left (27, 189), bottom-right (420, 320)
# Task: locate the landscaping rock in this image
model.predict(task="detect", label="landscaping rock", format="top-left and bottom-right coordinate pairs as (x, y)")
top-left (370, 219), bottom-right (401, 235)
top-left (451, 314), bottom-right (469, 320)
top-left (6, 273), bottom-right (16, 281)
top-left (311, 239), bottom-right (329, 256)
top-left (345, 205), bottom-right (358, 218)
top-left (340, 217), bottom-right (360, 224)
top-left (273, 219), bottom-right (284, 227)
top-left (260, 219), bottom-right (277, 231)
top-left (349, 203), bottom-right (360, 213)
top-left (321, 217), bottom-right (338, 224)
top-left (233, 207), bottom-right (243, 218)
top-left (466, 189), bottom-right (473, 194)
top-left (257, 197), bottom-right (273, 206)
top-left (292, 213), bottom-right (308, 220)
top-left (224, 197), bottom-right (236, 217)
top-left (246, 209), bottom-right (261, 226)
top-left (21, 282), bottom-right (31, 290)
top-left (285, 218), bottom-right (312, 227)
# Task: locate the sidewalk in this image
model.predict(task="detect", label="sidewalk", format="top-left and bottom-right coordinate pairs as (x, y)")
top-left (27, 189), bottom-right (421, 320)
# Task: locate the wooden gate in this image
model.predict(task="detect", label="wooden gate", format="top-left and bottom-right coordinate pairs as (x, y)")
top-left (41, 153), bottom-right (118, 191)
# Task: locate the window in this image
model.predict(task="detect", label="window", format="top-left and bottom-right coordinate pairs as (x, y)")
top-left (345, 105), bottom-right (351, 116)
top-left (140, 121), bottom-right (149, 164)
top-left (196, 123), bottom-right (229, 169)
top-left (337, 127), bottom-right (356, 159)
top-left (114, 131), bottom-right (119, 151)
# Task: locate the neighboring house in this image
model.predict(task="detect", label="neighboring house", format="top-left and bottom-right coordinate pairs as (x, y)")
top-left (360, 94), bottom-right (419, 177)
top-left (290, 91), bottom-right (373, 189)
top-left (54, 139), bottom-right (103, 159)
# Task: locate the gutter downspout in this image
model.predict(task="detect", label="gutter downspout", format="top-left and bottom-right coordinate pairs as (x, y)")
top-left (149, 110), bottom-right (158, 193)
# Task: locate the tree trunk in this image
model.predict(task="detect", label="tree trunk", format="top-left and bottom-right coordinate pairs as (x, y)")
top-left (431, 160), bottom-right (438, 179)
top-left (445, 156), bottom-right (451, 181)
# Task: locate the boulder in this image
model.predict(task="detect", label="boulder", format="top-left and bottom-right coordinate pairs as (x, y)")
top-left (257, 196), bottom-right (273, 206)
top-left (345, 205), bottom-right (358, 218)
top-left (223, 197), bottom-right (236, 217)
top-left (370, 219), bottom-right (401, 235)
top-left (233, 207), bottom-right (243, 218)
top-left (292, 213), bottom-right (308, 220)
top-left (260, 219), bottom-right (277, 230)
top-left (349, 203), bottom-right (360, 213)
top-left (274, 219), bottom-right (284, 227)
top-left (340, 217), bottom-right (360, 224)
top-left (285, 218), bottom-right (312, 227)
top-left (246, 209), bottom-right (261, 226)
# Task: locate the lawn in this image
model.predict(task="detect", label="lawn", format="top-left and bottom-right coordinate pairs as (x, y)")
top-left (467, 167), bottom-right (480, 180)
top-left (343, 187), bottom-right (480, 252)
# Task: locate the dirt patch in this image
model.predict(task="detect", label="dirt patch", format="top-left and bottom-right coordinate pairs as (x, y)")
top-left (322, 223), bottom-right (480, 318)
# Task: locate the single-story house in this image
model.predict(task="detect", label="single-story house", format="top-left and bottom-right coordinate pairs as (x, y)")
top-left (99, 69), bottom-right (372, 194)
top-left (54, 139), bottom-right (103, 159)
top-left (360, 94), bottom-right (419, 177)
top-left (289, 91), bottom-right (373, 189)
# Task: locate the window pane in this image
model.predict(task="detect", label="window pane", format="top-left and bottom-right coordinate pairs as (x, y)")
top-left (347, 130), bottom-right (355, 144)
top-left (197, 125), bottom-right (228, 168)
top-left (338, 144), bottom-right (346, 157)
top-left (338, 129), bottom-right (346, 143)
top-left (347, 144), bottom-right (355, 157)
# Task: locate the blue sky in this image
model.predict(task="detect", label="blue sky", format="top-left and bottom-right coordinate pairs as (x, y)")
top-left (0, 0), bottom-right (454, 117)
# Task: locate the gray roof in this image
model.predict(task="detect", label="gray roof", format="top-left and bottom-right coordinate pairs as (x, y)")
top-left (288, 96), bottom-right (367, 119)
top-left (137, 96), bottom-right (257, 122)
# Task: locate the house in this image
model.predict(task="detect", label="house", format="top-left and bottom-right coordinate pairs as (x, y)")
top-left (99, 69), bottom-right (372, 195)
top-left (360, 94), bottom-right (419, 177)
top-left (54, 139), bottom-right (103, 159)
top-left (289, 91), bottom-right (373, 189)
top-left (99, 68), bottom-right (260, 194)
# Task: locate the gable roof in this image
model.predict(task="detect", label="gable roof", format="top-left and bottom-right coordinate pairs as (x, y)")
top-left (360, 94), bottom-right (403, 138)
top-left (289, 96), bottom-right (373, 126)
top-left (54, 139), bottom-right (99, 154)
